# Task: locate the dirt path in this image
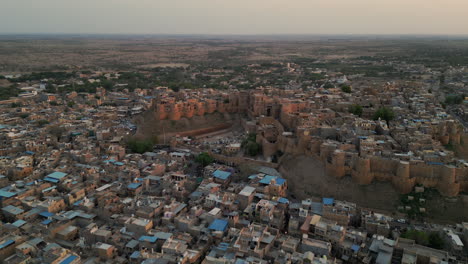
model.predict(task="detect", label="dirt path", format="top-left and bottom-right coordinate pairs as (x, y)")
top-left (279, 154), bottom-right (400, 211)
top-left (279, 154), bottom-right (468, 223)
top-left (133, 111), bottom-right (238, 139)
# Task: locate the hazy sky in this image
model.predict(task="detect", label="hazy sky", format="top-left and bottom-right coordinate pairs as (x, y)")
top-left (1, 0), bottom-right (467, 35)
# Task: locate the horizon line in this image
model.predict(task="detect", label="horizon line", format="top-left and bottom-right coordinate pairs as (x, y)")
top-left (1, 32), bottom-right (468, 37)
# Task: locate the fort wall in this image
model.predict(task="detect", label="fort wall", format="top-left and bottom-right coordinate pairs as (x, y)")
top-left (351, 157), bottom-right (373, 185)
top-left (325, 150), bottom-right (346, 179)
top-left (275, 131), bottom-right (468, 196)
top-left (152, 91), bottom-right (468, 196)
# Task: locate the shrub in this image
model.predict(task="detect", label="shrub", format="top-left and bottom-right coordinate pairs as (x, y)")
top-left (11, 102), bottom-right (22, 108)
top-left (401, 230), bottom-right (445, 249)
top-left (445, 95), bottom-right (464, 105)
top-left (36, 119), bottom-right (50, 127)
top-left (241, 133), bottom-right (262, 156)
top-left (341, 85), bottom-right (352, 93)
top-left (373, 107), bottom-right (395, 125)
top-left (401, 230), bottom-right (429, 245)
top-left (195, 152), bottom-right (214, 167)
top-left (127, 138), bottom-right (153, 154)
top-left (349, 104), bottom-right (363, 117)
top-left (47, 125), bottom-right (66, 140)
top-left (245, 141), bottom-right (262, 156)
top-left (428, 232), bottom-right (445, 249)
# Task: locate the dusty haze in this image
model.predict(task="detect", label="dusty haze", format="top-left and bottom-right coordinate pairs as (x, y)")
top-left (1, 0), bottom-right (467, 35)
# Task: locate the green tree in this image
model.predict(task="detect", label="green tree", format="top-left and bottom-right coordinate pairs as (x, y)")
top-left (127, 138), bottom-right (153, 154)
top-left (401, 230), bottom-right (444, 250)
top-left (323, 82), bottom-right (334, 89)
top-left (401, 230), bottom-right (429, 246)
top-left (100, 79), bottom-right (114, 90)
top-left (428, 232), bottom-right (445, 249)
top-left (439, 74), bottom-right (445, 85)
top-left (373, 107), bottom-right (395, 126)
top-left (349, 104), bottom-right (363, 117)
top-left (444, 143), bottom-right (455, 151)
top-left (241, 133), bottom-right (262, 156)
top-left (341, 85), bottom-right (352, 93)
top-left (47, 125), bottom-right (66, 141)
top-left (45, 83), bottom-right (56, 93)
top-left (195, 152), bottom-right (214, 167)
top-left (245, 141), bottom-right (262, 156)
top-left (67, 101), bottom-right (75, 108)
top-left (11, 102), bottom-right (22, 108)
top-left (36, 119), bottom-right (50, 127)
top-left (241, 133), bottom-right (257, 147)
top-left (445, 95), bottom-right (464, 105)
top-left (19, 113), bottom-right (29, 119)
top-left (0, 85), bottom-right (20, 100)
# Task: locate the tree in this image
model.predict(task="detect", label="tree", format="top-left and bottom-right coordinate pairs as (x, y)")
top-left (445, 95), bottom-right (464, 105)
top-left (245, 141), bottom-right (262, 156)
top-left (439, 74), bottom-right (445, 85)
top-left (444, 143), bottom-right (455, 151)
top-left (401, 230), bottom-right (429, 246)
top-left (341, 85), bottom-right (352, 93)
top-left (241, 133), bottom-right (262, 156)
top-left (10, 102), bottom-right (22, 108)
top-left (88, 130), bottom-right (95, 137)
top-left (272, 150), bottom-right (284, 163)
top-left (323, 82), bottom-right (334, 89)
top-left (195, 152), bottom-right (214, 167)
top-left (349, 104), bottom-right (363, 117)
top-left (67, 101), bottom-right (75, 108)
top-left (47, 125), bottom-right (66, 141)
top-left (428, 232), bottom-right (445, 249)
top-left (401, 230), bottom-right (445, 250)
top-left (0, 85), bottom-right (20, 100)
top-left (127, 138), bottom-right (153, 154)
top-left (241, 133), bottom-right (257, 147)
top-left (100, 79), bottom-right (113, 90)
top-left (37, 119), bottom-right (50, 127)
top-left (373, 107), bottom-right (395, 126)
top-left (45, 83), bottom-right (56, 93)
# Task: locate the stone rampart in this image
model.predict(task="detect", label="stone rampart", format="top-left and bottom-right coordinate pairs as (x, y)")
top-left (149, 91), bottom-right (467, 196)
